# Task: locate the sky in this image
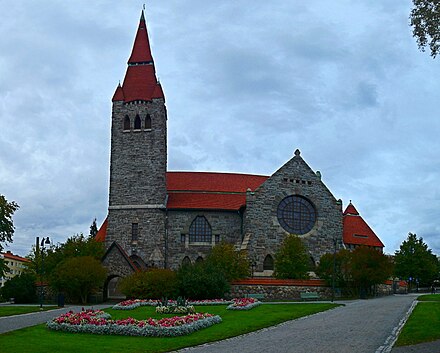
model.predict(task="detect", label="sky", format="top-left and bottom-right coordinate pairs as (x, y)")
top-left (0, 1), bottom-right (439, 257)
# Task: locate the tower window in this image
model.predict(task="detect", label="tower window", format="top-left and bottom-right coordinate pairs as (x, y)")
top-left (123, 115), bottom-right (130, 131)
top-left (134, 114), bottom-right (141, 130)
top-left (131, 223), bottom-right (139, 242)
top-left (189, 216), bottom-right (212, 243)
top-left (182, 256), bottom-right (191, 266)
top-left (145, 114), bottom-right (152, 129)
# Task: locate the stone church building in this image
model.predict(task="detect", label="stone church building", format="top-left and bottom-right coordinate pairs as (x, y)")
top-left (96, 11), bottom-right (384, 290)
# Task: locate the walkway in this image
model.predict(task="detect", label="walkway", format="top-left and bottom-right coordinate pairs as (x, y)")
top-left (0, 304), bottom-right (111, 334)
top-left (178, 295), bottom-right (416, 353)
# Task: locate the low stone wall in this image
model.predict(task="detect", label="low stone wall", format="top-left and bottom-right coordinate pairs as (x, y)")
top-left (231, 279), bottom-right (332, 300)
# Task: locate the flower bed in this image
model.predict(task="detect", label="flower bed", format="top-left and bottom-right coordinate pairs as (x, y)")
top-left (155, 305), bottom-right (195, 314)
top-left (113, 298), bottom-right (233, 310)
top-left (112, 299), bottom-right (160, 310)
top-left (226, 298), bottom-right (261, 310)
top-left (47, 309), bottom-right (222, 337)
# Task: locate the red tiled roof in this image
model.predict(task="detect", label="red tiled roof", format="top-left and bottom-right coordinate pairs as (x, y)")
top-left (166, 171), bottom-right (268, 210)
top-left (95, 218), bottom-right (108, 243)
top-left (167, 171), bottom-right (268, 193)
top-left (343, 203), bottom-right (384, 248)
top-left (1, 251), bottom-right (30, 263)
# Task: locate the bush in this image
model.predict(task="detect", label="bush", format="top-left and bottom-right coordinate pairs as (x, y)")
top-left (177, 262), bottom-right (229, 300)
top-left (274, 235), bottom-right (310, 279)
top-left (0, 272), bottom-right (37, 303)
top-left (118, 269), bottom-right (178, 299)
top-left (205, 242), bottom-right (249, 281)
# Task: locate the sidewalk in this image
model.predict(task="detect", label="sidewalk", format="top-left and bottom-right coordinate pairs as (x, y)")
top-left (0, 304), bottom-right (112, 334)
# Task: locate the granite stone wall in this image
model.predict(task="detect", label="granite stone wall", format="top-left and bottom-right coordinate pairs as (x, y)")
top-left (243, 150), bottom-right (343, 272)
top-left (166, 210), bottom-right (243, 269)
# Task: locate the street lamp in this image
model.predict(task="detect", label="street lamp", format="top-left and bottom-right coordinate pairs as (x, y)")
top-left (36, 236), bottom-right (51, 310)
top-left (331, 237), bottom-right (337, 302)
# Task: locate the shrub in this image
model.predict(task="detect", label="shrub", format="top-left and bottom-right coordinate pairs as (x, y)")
top-left (274, 234), bottom-right (310, 279)
top-left (118, 269), bottom-right (178, 299)
top-left (177, 262), bottom-right (229, 300)
top-left (0, 272), bottom-right (37, 303)
top-left (205, 242), bottom-right (249, 281)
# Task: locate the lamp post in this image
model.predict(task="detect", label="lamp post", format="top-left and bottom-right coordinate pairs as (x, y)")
top-left (37, 236), bottom-right (51, 310)
top-left (331, 237), bottom-right (337, 302)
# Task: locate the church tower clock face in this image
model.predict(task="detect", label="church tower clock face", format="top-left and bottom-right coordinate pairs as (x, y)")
top-left (277, 195), bottom-right (316, 235)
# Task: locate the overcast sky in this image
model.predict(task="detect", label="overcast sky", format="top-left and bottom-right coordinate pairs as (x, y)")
top-left (1, 1), bottom-right (439, 257)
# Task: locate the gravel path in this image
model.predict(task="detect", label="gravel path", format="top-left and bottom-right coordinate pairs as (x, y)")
top-left (178, 295), bottom-right (416, 353)
top-left (0, 304), bottom-right (111, 334)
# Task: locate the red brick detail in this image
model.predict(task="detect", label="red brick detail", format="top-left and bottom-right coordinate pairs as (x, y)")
top-left (232, 278), bottom-right (327, 286)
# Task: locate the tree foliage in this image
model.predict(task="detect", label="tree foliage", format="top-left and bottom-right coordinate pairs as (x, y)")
top-left (0, 194), bottom-right (19, 251)
top-left (177, 262), bottom-right (230, 300)
top-left (317, 247), bottom-right (393, 297)
top-left (394, 233), bottom-right (439, 287)
top-left (89, 218), bottom-right (98, 238)
top-left (274, 235), bottom-right (310, 279)
top-left (50, 256), bottom-right (107, 304)
top-left (0, 272), bottom-right (37, 303)
top-left (118, 269), bottom-right (178, 299)
top-left (410, 0), bottom-right (440, 58)
top-left (205, 241), bottom-right (249, 281)
top-left (0, 258), bottom-right (10, 279)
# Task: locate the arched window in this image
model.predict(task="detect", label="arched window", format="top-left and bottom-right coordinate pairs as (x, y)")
top-left (189, 216), bottom-right (212, 243)
top-left (263, 254), bottom-right (274, 271)
top-left (134, 114), bottom-right (141, 129)
top-left (145, 114), bottom-right (152, 129)
top-left (123, 115), bottom-right (130, 130)
top-left (182, 256), bottom-right (191, 266)
top-left (196, 256), bottom-right (204, 263)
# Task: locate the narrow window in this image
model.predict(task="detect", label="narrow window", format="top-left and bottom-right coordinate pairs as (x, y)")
top-left (196, 256), bottom-right (204, 263)
top-left (182, 256), bottom-right (191, 266)
top-left (263, 255), bottom-right (274, 271)
top-left (123, 115), bottom-right (130, 130)
top-left (189, 216), bottom-right (212, 243)
top-left (145, 114), bottom-right (152, 129)
top-left (134, 114), bottom-right (141, 129)
top-left (181, 234), bottom-right (186, 243)
top-left (131, 223), bottom-right (138, 242)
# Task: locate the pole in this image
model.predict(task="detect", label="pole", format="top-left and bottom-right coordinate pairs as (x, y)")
top-left (331, 237), bottom-right (336, 302)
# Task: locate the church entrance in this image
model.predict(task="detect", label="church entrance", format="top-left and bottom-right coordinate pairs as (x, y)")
top-left (106, 276), bottom-right (125, 300)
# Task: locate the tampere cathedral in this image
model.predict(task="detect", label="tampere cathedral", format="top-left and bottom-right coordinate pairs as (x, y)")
top-left (96, 11), bottom-right (384, 287)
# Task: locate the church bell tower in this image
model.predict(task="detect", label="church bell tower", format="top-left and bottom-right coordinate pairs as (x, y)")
top-left (105, 10), bottom-right (167, 270)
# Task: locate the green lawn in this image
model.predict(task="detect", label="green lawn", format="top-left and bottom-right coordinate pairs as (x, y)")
top-left (0, 303), bottom-right (338, 353)
top-left (0, 306), bottom-right (58, 317)
top-left (417, 293), bottom-right (440, 302)
top-left (395, 301), bottom-right (440, 346)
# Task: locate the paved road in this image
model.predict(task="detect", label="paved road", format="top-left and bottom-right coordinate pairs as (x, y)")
top-left (0, 304), bottom-right (111, 334)
top-left (178, 295), bottom-right (416, 353)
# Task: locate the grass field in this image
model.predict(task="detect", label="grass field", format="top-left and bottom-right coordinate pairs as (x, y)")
top-left (395, 294), bottom-right (440, 346)
top-left (0, 306), bottom-right (58, 317)
top-left (0, 303), bottom-right (338, 353)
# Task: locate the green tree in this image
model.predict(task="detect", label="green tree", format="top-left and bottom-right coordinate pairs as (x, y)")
top-left (0, 194), bottom-right (19, 251)
top-left (350, 247), bottom-right (393, 296)
top-left (394, 233), bottom-right (439, 288)
top-left (177, 262), bottom-right (229, 300)
top-left (50, 256), bottom-right (107, 304)
top-left (274, 235), bottom-right (310, 279)
top-left (410, 0), bottom-right (440, 58)
top-left (118, 269), bottom-right (178, 299)
top-left (0, 257), bottom-right (10, 279)
top-left (0, 272), bottom-right (37, 304)
top-left (205, 241), bottom-right (249, 281)
top-left (89, 218), bottom-right (98, 238)
top-left (317, 249), bottom-right (353, 293)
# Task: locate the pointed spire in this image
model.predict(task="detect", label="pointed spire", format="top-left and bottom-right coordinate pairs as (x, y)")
top-left (128, 10), bottom-right (153, 65)
top-left (343, 201), bottom-right (359, 216)
top-left (115, 10), bottom-right (165, 103)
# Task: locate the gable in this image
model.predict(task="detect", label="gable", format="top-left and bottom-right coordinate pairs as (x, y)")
top-left (101, 241), bottom-right (137, 277)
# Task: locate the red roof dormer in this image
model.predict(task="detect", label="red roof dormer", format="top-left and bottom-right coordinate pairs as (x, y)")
top-left (113, 10), bottom-right (164, 103)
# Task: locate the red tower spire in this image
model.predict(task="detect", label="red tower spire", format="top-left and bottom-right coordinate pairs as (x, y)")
top-left (112, 10), bottom-right (164, 102)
